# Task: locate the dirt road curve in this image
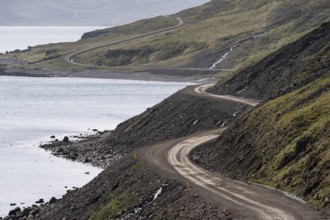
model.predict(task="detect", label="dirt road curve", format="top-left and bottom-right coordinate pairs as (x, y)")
top-left (138, 85), bottom-right (327, 220)
top-left (194, 84), bottom-right (260, 106)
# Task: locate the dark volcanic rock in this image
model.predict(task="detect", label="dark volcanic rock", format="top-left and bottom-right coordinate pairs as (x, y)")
top-left (8, 207), bottom-right (20, 216)
top-left (109, 86), bottom-right (248, 151)
top-left (40, 87), bottom-right (247, 168)
top-left (32, 157), bottom-right (226, 220)
top-left (35, 199), bottom-right (44, 204)
top-left (22, 207), bottom-right (32, 217)
top-left (29, 84), bottom-right (244, 220)
top-left (62, 136), bottom-right (69, 143)
top-left (49, 197), bottom-right (58, 204)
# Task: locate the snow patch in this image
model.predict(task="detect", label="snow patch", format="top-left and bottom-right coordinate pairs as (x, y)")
top-left (209, 45), bottom-right (238, 69)
top-left (254, 34), bottom-right (263, 39)
top-left (153, 187), bottom-right (163, 200)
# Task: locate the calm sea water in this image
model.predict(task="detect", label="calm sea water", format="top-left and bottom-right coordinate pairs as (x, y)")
top-left (0, 76), bottom-right (190, 217)
top-left (0, 1), bottom-right (210, 53)
top-left (0, 26), bottom-right (107, 53)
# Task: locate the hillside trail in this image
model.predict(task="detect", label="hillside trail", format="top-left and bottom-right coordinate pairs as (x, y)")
top-left (137, 84), bottom-right (328, 220)
top-left (63, 17), bottom-right (229, 72)
top-left (64, 17), bottom-right (184, 67)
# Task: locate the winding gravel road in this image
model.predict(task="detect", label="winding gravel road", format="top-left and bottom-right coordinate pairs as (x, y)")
top-left (63, 17), bottom-right (230, 72)
top-left (138, 84), bottom-right (327, 220)
top-left (64, 17), bottom-right (184, 67)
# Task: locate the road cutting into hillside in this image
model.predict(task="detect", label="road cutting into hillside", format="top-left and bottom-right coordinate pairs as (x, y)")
top-left (63, 17), bottom-right (231, 72)
top-left (137, 84), bottom-right (325, 220)
top-left (64, 17), bottom-right (184, 66)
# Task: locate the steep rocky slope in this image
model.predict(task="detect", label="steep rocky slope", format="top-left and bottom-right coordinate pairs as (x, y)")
top-left (41, 86), bottom-right (248, 168)
top-left (208, 22), bottom-right (330, 100)
top-left (192, 22), bottom-right (330, 206)
top-left (33, 157), bottom-right (226, 220)
top-left (2, 3), bottom-right (330, 220)
top-left (4, 87), bottom-right (246, 220)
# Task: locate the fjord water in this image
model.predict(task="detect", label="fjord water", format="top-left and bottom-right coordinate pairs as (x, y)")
top-left (0, 0), bottom-right (210, 53)
top-left (0, 76), bottom-right (190, 216)
top-left (0, 26), bottom-right (106, 53)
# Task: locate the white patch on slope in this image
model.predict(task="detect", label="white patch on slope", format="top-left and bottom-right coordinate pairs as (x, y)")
top-left (153, 187), bottom-right (163, 200)
top-left (209, 45), bottom-right (238, 69)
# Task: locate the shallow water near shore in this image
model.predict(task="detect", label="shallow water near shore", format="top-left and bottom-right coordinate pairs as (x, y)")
top-left (0, 76), bottom-right (190, 216)
top-left (0, 26), bottom-right (107, 53)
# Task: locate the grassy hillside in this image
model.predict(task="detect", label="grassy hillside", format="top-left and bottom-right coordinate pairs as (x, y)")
top-left (192, 22), bottom-right (330, 207)
top-left (2, 0), bottom-right (329, 75)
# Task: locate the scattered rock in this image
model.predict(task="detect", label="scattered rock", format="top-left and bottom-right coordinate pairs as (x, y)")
top-left (63, 136), bottom-right (69, 142)
top-left (50, 135), bottom-right (56, 139)
top-left (84, 172), bottom-right (90, 175)
top-left (49, 197), bottom-right (58, 204)
top-left (10, 203), bottom-right (16, 206)
top-left (22, 207), bottom-right (32, 217)
top-left (8, 207), bottom-right (21, 216)
top-left (15, 210), bottom-right (23, 218)
top-left (35, 199), bottom-right (44, 204)
top-left (92, 129), bottom-right (98, 132)
top-left (29, 208), bottom-right (40, 216)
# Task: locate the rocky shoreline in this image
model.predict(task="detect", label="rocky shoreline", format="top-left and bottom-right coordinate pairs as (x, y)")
top-left (0, 131), bottom-right (114, 220)
top-left (1, 140), bottom-right (228, 220)
top-left (0, 84), bottom-right (242, 220)
top-left (0, 59), bottom-right (219, 83)
top-left (39, 130), bottom-right (119, 169)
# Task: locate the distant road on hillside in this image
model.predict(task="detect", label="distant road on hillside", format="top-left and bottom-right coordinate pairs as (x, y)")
top-left (64, 17), bottom-right (232, 72)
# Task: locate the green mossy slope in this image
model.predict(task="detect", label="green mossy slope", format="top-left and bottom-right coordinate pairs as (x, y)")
top-left (250, 75), bottom-right (330, 206)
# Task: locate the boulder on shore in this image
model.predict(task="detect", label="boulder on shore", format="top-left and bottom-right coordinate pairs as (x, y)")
top-left (63, 136), bottom-right (69, 142)
top-left (35, 198), bottom-right (44, 204)
top-left (8, 207), bottom-right (20, 216)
